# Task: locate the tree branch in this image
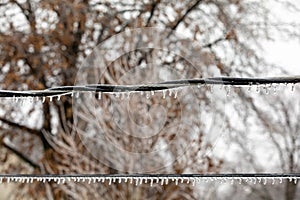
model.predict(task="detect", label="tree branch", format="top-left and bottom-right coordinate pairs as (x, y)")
top-left (0, 116), bottom-right (40, 136)
top-left (1, 139), bottom-right (40, 170)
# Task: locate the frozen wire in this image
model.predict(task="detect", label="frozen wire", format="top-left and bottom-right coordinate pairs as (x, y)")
top-left (0, 174), bottom-right (298, 185)
top-left (0, 76), bottom-right (299, 98)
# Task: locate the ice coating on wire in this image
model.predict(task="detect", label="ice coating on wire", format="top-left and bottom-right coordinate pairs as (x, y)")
top-left (0, 76), bottom-right (299, 98)
top-left (0, 174), bottom-right (298, 185)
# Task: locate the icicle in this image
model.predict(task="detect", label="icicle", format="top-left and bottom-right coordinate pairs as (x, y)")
top-left (115, 93), bottom-right (120, 98)
top-left (273, 84), bottom-right (277, 94)
top-left (130, 177), bottom-right (133, 184)
top-left (0, 178), bottom-right (2, 183)
top-left (146, 92), bottom-right (150, 99)
top-left (151, 91), bottom-right (154, 96)
top-left (169, 89), bottom-right (172, 96)
top-left (150, 178), bottom-right (154, 187)
top-left (226, 85), bottom-right (231, 97)
top-left (175, 178), bottom-right (179, 185)
top-left (256, 85), bottom-right (260, 93)
top-left (258, 177), bottom-right (262, 183)
top-left (294, 178), bottom-right (297, 184)
top-left (124, 177), bottom-right (128, 183)
top-left (279, 177), bottom-right (283, 184)
top-left (155, 177), bottom-right (159, 184)
top-left (291, 84), bottom-right (295, 92)
top-left (127, 92), bottom-right (131, 99)
top-left (264, 85), bottom-right (269, 94)
top-left (160, 178), bottom-right (164, 185)
top-left (49, 96), bottom-right (53, 102)
top-left (36, 97), bottom-right (39, 102)
top-left (180, 178), bottom-right (184, 183)
top-left (98, 92), bottom-right (102, 100)
top-left (76, 92), bottom-right (80, 98)
top-left (210, 85), bottom-right (214, 94)
top-left (140, 91), bottom-right (144, 96)
top-left (253, 178), bottom-right (257, 184)
top-left (191, 178), bottom-right (196, 186)
top-left (71, 92), bottom-right (74, 97)
top-left (135, 178), bottom-right (139, 186)
top-left (108, 177), bottom-right (112, 185)
top-left (272, 178), bottom-right (275, 185)
top-left (139, 178), bottom-right (143, 185)
top-left (57, 95), bottom-right (61, 101)
top-left (197, 84), bottom-right (201, 88)
top-left (248, 86), bottom-right (251, 93)
top-left (238, 178), bottom-right (242, 184)
top-left (162, 90), bottom-right (166, 99)
top-left (42, 97), bottom-right (46, 103)
top-left (263, 177), bottom-right (267, 185)
top-left (7, 177), bottom-right (11, 183)
top-left (121, 92), bottom-right (125, 100)
top-left (174, 90), bottom-right (178, 99)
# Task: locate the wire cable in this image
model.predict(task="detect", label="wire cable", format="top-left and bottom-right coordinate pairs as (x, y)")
top-left (0, 174), bottom-right (298, 185)
top-left (0, 76), bottom-right (299, 98)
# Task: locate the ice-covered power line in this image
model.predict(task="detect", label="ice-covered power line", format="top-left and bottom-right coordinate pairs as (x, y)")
top-left (0, 76), bottom-right (299, 98)
top-left (0, 174), bottom-right (299, 185)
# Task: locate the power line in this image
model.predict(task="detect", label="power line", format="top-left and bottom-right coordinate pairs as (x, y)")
top-left (0, 76), bottom-right (299, 98)
top-left (0, 174), bottom-right (298, 185)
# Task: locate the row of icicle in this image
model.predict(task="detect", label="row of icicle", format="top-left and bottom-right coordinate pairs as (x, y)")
top-left (0, 83), bottom-right (297, 103)
top-left (0, 176), bottom-right (298, 185)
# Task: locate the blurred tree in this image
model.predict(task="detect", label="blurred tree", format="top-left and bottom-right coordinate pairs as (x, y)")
top-left (0, 0), bottom-right (299, 199)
